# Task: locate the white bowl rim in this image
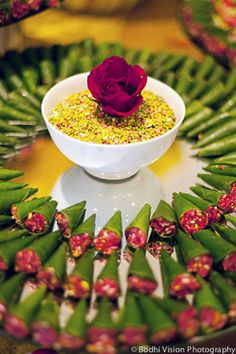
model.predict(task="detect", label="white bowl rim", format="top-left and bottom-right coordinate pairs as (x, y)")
top-left (41, 73), bottom-right (186, 149)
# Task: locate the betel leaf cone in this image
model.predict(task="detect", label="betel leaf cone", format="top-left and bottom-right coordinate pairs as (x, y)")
top-left (9, 286), bottom-right (47, 328)
top-left (0, 168), bottom-right (23, 181)
top-left (72, 249), bottom-right (94, 284)
top-left (0, 273), bottom-right (25, 308)
top-left (0, 215), bottom-right (12, 226)
top-left (98, 253), bottom-right (120, 283)
top-left (212, 224), bottom-right (236, 246)
top-left (126, 204), bottom-right (151, 235)
top-left (0, 181), bottom-right (27, 192)
top-left (172, 193), bottom-right (199, 219)
top-left (0, 229), bottom-right (28, 244)
top-left (118, 291), bottom-right (144, 331)
top-left (33, 293), bottom-right (60, 332)
top-left (57, 200), bottom-right (86, 236)
top-left (190, 185), bottom-right (223, 205)
top-left (225, 214), bottom-right (236, 227)
top-left (153, 296), bottom-right (189, 315)
top-left (0, 234), bottom-right (38, 269)
top-left (210, 271), bottom-right (236, 310)
top-left (91, 298), bottom-right (115, 329)
top-left (72, 214), bottom-right (96, 238)
top-left (138, 294), bottom-right (176, 334)
top-left (194, 230), bottom-right (236, 264)
top-left (64, 299), bottom-right (87, 338)
top-left (160, 250), bottom-right (186, 295)
top-left (0, 188), bottom-right (38, 212)
top-left (103, 210), bottom-right (122, 238)
top-left (12, 196), bottom-right (52, 225)
top-left (26, 200), bottom-right (58, 232)
top-left (128, 249), bottom-right (156, 282)
top-left (28, 230), bottom-right (61, 264)
top-left (179, 192), bottom-right (212, 211)
top-left (43, 242), bottom-right (67, 281)
top-left (152, 200), bottom-right (177, 223)
top-left (198, 173), bottom-right (236, 193)
top-left (193, 276), bottom-right (225, 315)
top-left (177, 229), bottom-right (210, 263)
top-left (204, 164), bottom-right (236, 177)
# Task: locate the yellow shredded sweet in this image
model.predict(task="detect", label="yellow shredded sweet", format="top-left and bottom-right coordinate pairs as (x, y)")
top-left (49, 90), bottom-right (176, 144)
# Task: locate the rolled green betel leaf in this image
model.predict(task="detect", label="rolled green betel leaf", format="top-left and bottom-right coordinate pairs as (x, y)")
top-left (153, 296), bottom-right (189, 315)
top-left (33, 293), bottom-right (60, 332)
top-left (172, 193), bottom-right (199, 219)
top-left (190, 184), bottom-right (223, 205)
top-left (118, 291), bottom-right (144, 331)
top-left (151, 199), bottom-right (177, 237)
top-left (194, 229), bottom-right (236, 264)
top-left (138, 294), bottom-right (176, 336)
top-left (0, 234), bottom-right (38, 270)
top-left (28, 230), bottom-right (61, 265)
top-left (24, 200), bottom-right (57, 234)
top-left (0, 273), bottom-right (25, 311)
top-left (179, 107), bottom-right (213, 132)
top-left (185, 100), bottom-right (204, 118)
top-left (212, 224), bottom-right (236, 246)
top-left (160, 250), bottom-right (186, 294)
top-left (0, 119), bottom-right (27, 136)
top-left (0, 229), bottom-right (29, 244)
top-left (175, 73), bottom-right (193, 96)
top-left (208, 64), bottom-right (225, 83)
top-left (200, 81), bottom-right (225, 106)
top-left (0, 134), bottom-right (19, 147)
top-left (71, 249), bottom-right (94, 285)
top-left (220, 93), bottom-right (236, 113)
top-left (198, 135), bottom-right (236, 157)
top-left (8, 285), bottom-right (47, 329)
top-left (225, 214), bottom-right (236, 227)
top-left (0, 188), bottom-right (38, 212)
top-left (177, 229), bottom-right (210, 263)
top-left (0, 106), bottom-right (36, 124)
top-left (43, 242), bottom-right (67, 281)
top-left (205, 164), bottom-right (236, 177)
top-left (193, 277), bottom-right (226, 323)
top-left (11, 196), bottom-right (52, 225)
top-left (126, 204), bottom-right (151, 235)
top-left (196, 55), bottom-right (216, 81)
top-left (0, 215), bottom-right (12, 226)
top-left (72, 213), bottom-right (96, 238)
top-left (0, 168), bottom-right (23, 181)
top-left (0, 181), bottom-right (27, 192)
top-left (56, 200), bottom-right (86, 237)
top-left (91, 297), bottom-right (115, 329)
top-left (188, 81), bottom-right (210, 100)
top-left (128, 249), bottom-right (156, 282)
top-left (178, 57), bottom-right (199, 77)
top-left (210, 271), bottom-right (236, 311)
top-left (179, 192), bottom-right (211, 210)
top-left (213, 151), bottom-right (236, 165)
top-left (161, 72), bottom-right (176, 88)
top-left (97, 253), bottom-right (119, 284)
top-left (198, 173), bottom-right (236, 193)
top-left (104, 210), bottom-right (122, 238)
top-left (63, 299), bottom-right (87, 338)
top-left (224, 68), bottom-right (236, 96)
top-left (187, 112), bottom-right (231, 139)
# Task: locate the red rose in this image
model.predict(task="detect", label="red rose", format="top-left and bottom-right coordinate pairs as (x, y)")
top-left (87, 56), bottom-right (147, 118)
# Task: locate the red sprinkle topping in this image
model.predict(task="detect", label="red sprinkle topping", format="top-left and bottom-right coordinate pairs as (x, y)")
top-left (125, 227), bottom-right (147, 249)
top-left (123, 248), bottom-right (134, 263)
top-left (187, 254), bottom-right (214, 278)
top-left (218, 193), bottom-right (236, 213)
top-left (205, 205), bottom-right (224, 223)
top-left (4, 314), bottom-right (29, 338)
top-left (170, 273), bottom-right (200, 298)
top-left (200, 307), bottom-right (227, 332)
top-left (0, 256), bottom-right (8, 271)
top-left (11, 205), bottom-right (21, 225)
top-left (94, 229), bottom-right (121, 255)
top-left (151, 327), bottom-right (177, 345)
top-left (179, 209), bottom-right (208, 235)
top-left (69, 233), bottom-right (92, 257)
top-left (32, 322), bottom-right (58, 347)
top-left (55, 212), bottom-right (71, 237)
top-left (147, 240), bottom-right (174, 259)
top-left (37, 268), bottom-right (62, 291)
top-left (94, 278), bottom-right (120, 299)
top-left (119, 326), bottom-right (146, 346)
top-left (0, 300), bottom-right (7, 322)
top-left (15, 248), bottom-right (41, 274)
top-left (65, 275), bottom-right (91, 299)
top-left (229, 301), bottom-right (236, 323)
top-left (128, 275), bottom-right (157, 295)
top-left (222, 251), bottom-right (236, 272)
top-left (176, 306), bottom-right (199, 339)
top-left (24, 212), bottom-right (48, 233)
top-left (230, 182), bottom-right (236, 195)
top-left (87, 327), bottom-right (116, 354)
top-left (60, 333), bottom-right (85, 349)
top-left (149, 217), bottom-right (177, 237)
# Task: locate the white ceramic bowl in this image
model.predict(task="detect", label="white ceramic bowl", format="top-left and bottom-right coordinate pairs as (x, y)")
top-left (42, 73), bottom-right (185, 180)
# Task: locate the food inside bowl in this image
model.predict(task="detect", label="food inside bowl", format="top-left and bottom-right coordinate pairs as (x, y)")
top-left (48, 90), bottom-right (176, 145)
